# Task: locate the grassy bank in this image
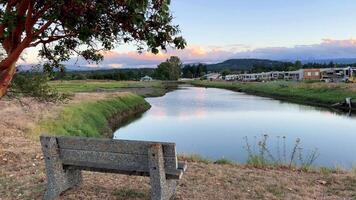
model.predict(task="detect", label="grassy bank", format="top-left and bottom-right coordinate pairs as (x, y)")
top-left (191, 80), bottom-right (356, 110)
top-left (39, 92), bottom-right (150, 137)
top-left (49, 80), bottom-right (162, 93)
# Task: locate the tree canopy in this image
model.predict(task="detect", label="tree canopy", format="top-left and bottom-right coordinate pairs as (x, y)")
top-left (0, 0), bottom-right (186, 98)
top-left (154, 56), bottom-right (182, 80)
top-left (182, 63), bottom-right (207, 78)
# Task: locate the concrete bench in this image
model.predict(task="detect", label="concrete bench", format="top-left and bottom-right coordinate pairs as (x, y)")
top-left (40, 136), bottom-right (187, 200)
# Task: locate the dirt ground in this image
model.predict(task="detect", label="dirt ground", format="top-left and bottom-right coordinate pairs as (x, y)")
top-left (0, 94), bottom-right (355, 200)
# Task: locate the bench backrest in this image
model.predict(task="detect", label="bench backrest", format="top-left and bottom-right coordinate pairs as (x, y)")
top-left (40, 136), bottom-right (178, 174)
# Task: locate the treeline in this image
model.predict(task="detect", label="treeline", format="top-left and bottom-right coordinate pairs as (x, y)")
top-left (51, 56), bottom-right (209, 81)
top-left (181, 64), bottom-right (207, 78)
top-left (53, 68), bottom-right (156, 81)
top-left (52, 56), bottom-right (186, 81)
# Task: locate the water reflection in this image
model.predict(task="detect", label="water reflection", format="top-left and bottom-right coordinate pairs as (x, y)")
top-left (114, 86), bottom-right (356, 168)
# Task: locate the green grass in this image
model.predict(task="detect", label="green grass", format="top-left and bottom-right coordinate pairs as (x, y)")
top-left (39, 93), bottom-right (150, 137)
top-left (214, 158), bottom-right (235, 165)
top-left (49, 80), bottom-right (163, 93)
top-left (191, 80), bottom-right (356, 106)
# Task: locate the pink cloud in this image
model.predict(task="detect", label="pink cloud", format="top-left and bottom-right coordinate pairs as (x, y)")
top-left (63, 38), bottom-right (356, 68)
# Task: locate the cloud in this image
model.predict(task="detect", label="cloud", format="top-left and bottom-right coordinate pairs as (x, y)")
top-left (232, 38), bottom-right (356, 61)
top-left (67, 46), bottom-right (235, 68)
top-left (64, 38), bottom-right (356, 68)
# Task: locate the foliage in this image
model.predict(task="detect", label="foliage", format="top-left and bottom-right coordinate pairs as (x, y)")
top-left (182, 63), bottom-right (207, 78)
top-left (154, 56), bottom-right (182, 80)
top-left (52, 68), bottom-right (156, 81)
top-left (0, 0), bottom-right (186, 98)
top-left (7, 67), bottom-right (70, 102)
top-left (0, 0), bottom-right (186, 66)
top-left (39, 93), bottom-right (150, 137)
top-left (243, 135), bottom-right (319, 169)
top-left (221, 69), bottom-right (231, 77)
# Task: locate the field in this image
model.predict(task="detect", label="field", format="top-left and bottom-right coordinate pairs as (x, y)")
top-left (191, 80), bottom-right (356, 109)
top-left (0, 80), bottom-right (355, 199)
top-left (49, 80), bottom-right (164, 93)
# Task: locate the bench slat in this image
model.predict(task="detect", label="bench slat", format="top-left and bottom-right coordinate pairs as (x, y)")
top-left (57, 136), bottom-right (176, 157)
top-left (60, 149), bottom-right (178, 172)
top-left (65, 166), bottom-right (183, 179)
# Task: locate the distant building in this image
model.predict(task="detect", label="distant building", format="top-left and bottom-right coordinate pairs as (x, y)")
top-left (304, 69), bottom-right (321, 80)
top-left (205, 73), bottom-right (221, 81)
top-left (225, 74), bottom-right (239, 81)
top-left (320, 67), bottom-right (356, 82)
top-left (140, 75), bottom-right (153, 81)
top-left (284, 70), bottom-right (304, 81)
top-left (207, 67), bottom-right (355, 82)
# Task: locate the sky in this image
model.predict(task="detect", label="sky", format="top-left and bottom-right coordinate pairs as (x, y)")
top-left (22, 0), bottom-right (356, 68)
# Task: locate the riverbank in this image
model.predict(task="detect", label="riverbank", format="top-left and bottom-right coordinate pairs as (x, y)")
top-left (0, 81), bottom-right (355, 199)
top-left (37, 80), bottom-right (178, 138)
top-left (191, 80), bottom-right (356, 112)
top-left (39, 92), bottom-right (150, 138)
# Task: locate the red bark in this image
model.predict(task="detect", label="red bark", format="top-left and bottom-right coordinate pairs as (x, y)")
top-left (0, 62), bottom-right (17, 98)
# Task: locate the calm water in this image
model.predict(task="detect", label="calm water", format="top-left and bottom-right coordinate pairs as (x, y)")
top-left (114, 86), bottom-right (356, 167)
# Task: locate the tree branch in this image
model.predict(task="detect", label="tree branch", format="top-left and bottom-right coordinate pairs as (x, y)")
top-left (33, 3), bottom-right (50, 22)
top-left (25, 1), bottom-right (34, 36)
top-left (0, 36), bottom-right (32, 70)
top-left (33, 20), bottom-right (53, 37)
top-left (30, 34), bottom-right (73, 47)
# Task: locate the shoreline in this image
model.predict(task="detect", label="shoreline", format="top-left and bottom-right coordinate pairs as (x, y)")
top-left (39, 81), bottom-right (179, 138)
top-left (190, 80), bottom-right (356, 113)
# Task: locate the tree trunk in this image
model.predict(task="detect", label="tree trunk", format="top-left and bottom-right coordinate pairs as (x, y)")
top-left (0, 62), bottom-right (17, 98)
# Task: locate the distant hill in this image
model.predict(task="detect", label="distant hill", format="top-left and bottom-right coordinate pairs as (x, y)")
top-left (300, 58), bottom-right (356, 65)
top-left (206, 59), bottom-right (286, 72)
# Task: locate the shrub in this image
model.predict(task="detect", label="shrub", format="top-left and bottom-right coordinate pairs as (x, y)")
top-left (8, 67), bottom-right (70, 103)
top-left (244, 135), bottom-right (319, 169)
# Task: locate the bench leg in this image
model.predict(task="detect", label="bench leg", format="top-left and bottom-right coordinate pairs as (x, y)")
top-left (148, 144), bottom-right (177, 200)
top-left (40, 136), bottom-right (82, 200)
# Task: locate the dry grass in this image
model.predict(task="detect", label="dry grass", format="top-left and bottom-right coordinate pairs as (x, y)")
top-left (0, 93), bottom-right (355, 200)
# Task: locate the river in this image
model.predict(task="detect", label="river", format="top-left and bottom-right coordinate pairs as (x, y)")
top-left (114, 86), bottom-right (356, 168)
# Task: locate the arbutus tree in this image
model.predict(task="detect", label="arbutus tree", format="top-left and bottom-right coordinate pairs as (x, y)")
top-left (0, 0), bottom-right (186, 98)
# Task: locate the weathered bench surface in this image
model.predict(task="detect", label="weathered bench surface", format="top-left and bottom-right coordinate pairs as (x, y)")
top-left (40, 135), bottom-right (187, 200)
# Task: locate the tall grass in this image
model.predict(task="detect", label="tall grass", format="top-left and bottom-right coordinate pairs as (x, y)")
top-left (244, 135), bottom-right (319, 169)
top-left (39, 93), bottom-right (150, 137)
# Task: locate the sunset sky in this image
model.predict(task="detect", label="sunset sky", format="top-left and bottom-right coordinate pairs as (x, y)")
top-left (22, 0), bottom-right (356, 68)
